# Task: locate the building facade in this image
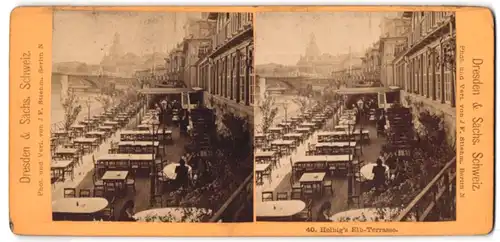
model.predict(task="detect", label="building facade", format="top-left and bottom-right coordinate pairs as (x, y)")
top-left (196, 12), bottom-right (254, 123)
top-left (165, 45), bottom-right (186, 86)
top-left (392, 11), bottom-right (456, 143)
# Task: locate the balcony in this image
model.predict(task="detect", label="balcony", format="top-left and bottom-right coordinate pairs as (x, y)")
top-left (395, 157), bottom-right (456, 221)
top-left (209, 173), bottom-right (253, 222)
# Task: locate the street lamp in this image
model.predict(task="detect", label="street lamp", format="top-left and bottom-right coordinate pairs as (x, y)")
top-left (282, 101), bottom-right (289, 133)
top-left (148, 114), bottom-right (160, 206)
top-left (356, 99), bottom-right (364, 154)
top-left (346, 113), bottom-right (355, 207)
top-left (81, 97), bottom-right (92, 132)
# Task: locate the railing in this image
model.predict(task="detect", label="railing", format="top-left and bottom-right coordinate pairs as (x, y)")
top-left (209, 173), bottom-right (253, 222)
top-left (395, 157), bottom-right (456, 221)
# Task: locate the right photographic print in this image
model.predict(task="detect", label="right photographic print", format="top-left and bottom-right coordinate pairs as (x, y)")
top-left (254, 11), bottom-right (456, 222)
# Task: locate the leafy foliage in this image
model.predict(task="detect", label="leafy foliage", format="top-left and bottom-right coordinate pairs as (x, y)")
top-left (292, 95), bottom-right (310, 115)
top-left (60, 88), bottom-right (82, 131)
top-left (95, 94), bottom-right (113, 112)
top-left (140, 207), bottom-right (212, 223)
top-left (362, 109), bottom-right (454, 215)
top-left (258, 93), bottom-right (278, 134)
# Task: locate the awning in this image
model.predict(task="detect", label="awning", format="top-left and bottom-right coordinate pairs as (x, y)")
top-left (334, 87), bottom-right (401, 95)
top-left (139, 88), bottom-right (201, 95)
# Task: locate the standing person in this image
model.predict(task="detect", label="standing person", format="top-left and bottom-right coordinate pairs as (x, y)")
top-left (118, 200), bottom-right (136, 222)
top-left (372, 159), bottom-right (387, 190)
top-left (175, 159), bottom-right (189, 189)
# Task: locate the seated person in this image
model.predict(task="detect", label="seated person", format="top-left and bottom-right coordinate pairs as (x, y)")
top-left (118, 200), bottom-right (136, 222)
top-left (316, 202), bottom-right (332, 222)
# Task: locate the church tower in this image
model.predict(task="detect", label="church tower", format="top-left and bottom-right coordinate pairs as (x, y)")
top-left (304, 33), bottom-right (320, 61)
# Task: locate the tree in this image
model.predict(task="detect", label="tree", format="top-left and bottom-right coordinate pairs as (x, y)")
top-left (95, 94), bottom-right (113, 112)
top-left (258, 92), bottom-right (278, 134)
top-left (292, 95), bottom-right (309, 115)
top-left (60, 88), bottom-right (82, 131)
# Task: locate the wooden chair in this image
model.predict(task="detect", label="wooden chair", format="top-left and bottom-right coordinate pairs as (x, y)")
top-left (261, 191), bottom-right (274, 202)
top-left (294, 198), bottom-right (313, 221)
top-left (150, 194), bottom-right (164, 208)
top-left (100, 196), bottom-right (116, 221)
top-left (79, 189), bottom-right (91, 197)
top-left (64, 165), bottom-right (75, 181)
top-left (348, 194), bottom-right (361, 209)
top-left (126, 173), bottom-right (136, 193)
top-left (323, 180), bottom-right (334, 195)
top-left (276, 192), bottom-right (289, 201)
top-left (301, 184), bottom-right (314, 198)
top-left (104, 182), bottom-right (117, 194)
top-left (63, 188), bottom-right (76, 198)
top-left (93, 174), bottom-right (105, 197)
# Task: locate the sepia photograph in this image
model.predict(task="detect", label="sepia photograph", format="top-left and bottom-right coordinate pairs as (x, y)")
top-left (254, 11), bottom-right (456, 222)
top-left (50, 10), bottom-right (254, 223)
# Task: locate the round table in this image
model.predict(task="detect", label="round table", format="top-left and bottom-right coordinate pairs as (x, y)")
top-left (359, 163), bottom-right (389, 181)
top-left (329, 207), bottom-right (416, 222)
top-left (133, 207), bottom-right (212, 222)
top-left (163, 163), bottom-right (192, 180)
top-left (256, 200), bottom-right (306, 218)
top-left (52, 197), bottom-right (108, 214)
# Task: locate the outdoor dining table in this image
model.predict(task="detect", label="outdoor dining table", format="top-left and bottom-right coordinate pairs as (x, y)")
top-left (270, 140), bottom-right (295, 154)
top-left (133, 207), bottom-right (212, 222)
top-left (136, 124), bottom-right (150, 130)
top-left (73, 137), bottom-right (98, 152)
top-left (314, 142), bottom-right (357, 148)
top-left (329, 207), bottom-right (416, 222)
top-left (52, 130), bottom-right (68, 135)
top-left (101, 170), bottom-right (129, 195)
top-left (255, 163), bottom-right (271, 185)
top-left (295, 127), bottom-right (311, 133)
top-left (255, 151), bottom-right (275, 163)
top-left (54, 148), bottom-right (79, 160)
top-left (70, 124), bottom-right (85, 130)
top-left (256, 200), bottom-right (306, 219)
top-left (118, 141), bottom-right (160, 153)
top-left (268, 127), bottom-right (284, 132)
top-left (294, 154), bottom-right (353, 164)
top-left (52, 197), bottom-right (109, 215)
top-left (163, 163), bottom-right (192, 180)
top-left (300, 122), bottom-right (316, 127)
top-left (358, 163), bottom-right (390, 182)
top-left (283, 133), bottom-right (303, 139)
top-left (86, 131), bottom-right (106, 140)
top-left (51, 159), bottom-right (73, 181)
top-left (103, 121), bottom-right (119, 127)
top-left (299, 172), bottom-right (326, 194)
top-left (98, 125), bottom-right (114, 131)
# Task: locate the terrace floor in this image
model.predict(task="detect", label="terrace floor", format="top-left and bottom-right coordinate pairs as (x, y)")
top-left (71, 124), bottom-right (189, 219)
top-left (256, 116), bottom-right (387, 221)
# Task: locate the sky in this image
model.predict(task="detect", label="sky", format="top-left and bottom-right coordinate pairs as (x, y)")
top-left (255, 12), bottom-right (399, 65)
top-left (52, 10), bottom-right (201, 64)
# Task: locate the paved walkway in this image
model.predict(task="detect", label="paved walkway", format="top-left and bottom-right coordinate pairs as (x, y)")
top-left (51, 109), bottom-right (144, 201)
top-left (255, 113), bottom-right (388, 221)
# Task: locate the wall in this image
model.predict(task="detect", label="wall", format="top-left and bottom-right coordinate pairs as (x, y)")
top-left (401, 91), bottom-right (456, 146)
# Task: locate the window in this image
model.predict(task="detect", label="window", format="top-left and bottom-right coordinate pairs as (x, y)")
top-left (232, 55), bottom-right (237, 100)
top-left (444, 71), bottom-right (452, 103)
top-left (423, 54), bottom-right (428, 97)
top-left (435, 50), bottom-right (442, 101)
top-left (248, 46), bottom-right (254, 105)
top-left (239, 51), bottom-right (246, 104)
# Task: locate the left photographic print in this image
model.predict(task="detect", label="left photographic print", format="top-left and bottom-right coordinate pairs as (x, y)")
top-left (50, 10), bottom-right (254, 223)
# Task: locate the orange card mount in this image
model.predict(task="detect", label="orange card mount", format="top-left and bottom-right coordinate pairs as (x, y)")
top-left (9, 6), bottom-right (494, 236)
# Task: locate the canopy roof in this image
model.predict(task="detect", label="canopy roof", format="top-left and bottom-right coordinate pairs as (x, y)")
top-left (139, 88), bottom-right (201, 95)
top-left (334, 86), bottom-right (401, 95)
